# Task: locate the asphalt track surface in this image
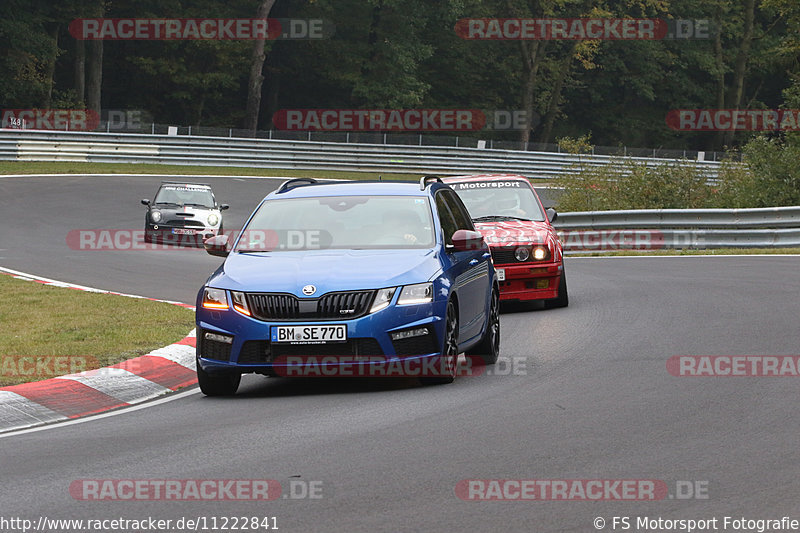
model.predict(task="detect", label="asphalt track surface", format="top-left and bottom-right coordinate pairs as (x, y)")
top-left (1, 175), bottom-right (799, 532)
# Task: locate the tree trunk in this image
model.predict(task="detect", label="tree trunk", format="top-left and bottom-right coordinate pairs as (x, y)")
top-left (712, 5), bottom-right (726, 150)
top-left (723, 0), bottom-right (755, 147)
top-left (44, 25), bottom-right (59, 109)
top-left (537, 47), bottom-right (575, 145)
top-left (86, 39), bottom-right (103, 114)
top-left (74, 38), bottom-right (85, 105)
top-left (519, 40), bottom-right (544, 144)
top-left (243, 0), bottom-right (277, 134)
top-left (362, 2), bottom-right (383, 72)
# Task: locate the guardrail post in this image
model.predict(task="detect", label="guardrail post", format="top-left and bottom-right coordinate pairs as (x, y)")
top-left (151, 123), bottom-right (154, 134)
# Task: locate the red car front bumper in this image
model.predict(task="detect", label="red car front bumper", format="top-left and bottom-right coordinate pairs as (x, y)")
top-left (493, 260), bottom-right (562, 301)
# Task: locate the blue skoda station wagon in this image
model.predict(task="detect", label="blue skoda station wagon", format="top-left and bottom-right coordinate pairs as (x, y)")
top-left (195, 177), bottom-right (500, 396)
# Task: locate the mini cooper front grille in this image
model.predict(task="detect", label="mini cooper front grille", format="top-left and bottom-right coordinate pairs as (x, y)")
top-left (246, 290), bottom-right (376, 321)
top-left (165, 219), bottom-right (205, 228)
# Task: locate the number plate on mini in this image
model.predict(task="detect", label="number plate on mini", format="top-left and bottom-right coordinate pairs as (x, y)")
top-left (172, 228), bottom-right (195, 235)
top-left (496, 268), bottom-right (505, 281)
top-left (271, 325), bottom-right (347, 344)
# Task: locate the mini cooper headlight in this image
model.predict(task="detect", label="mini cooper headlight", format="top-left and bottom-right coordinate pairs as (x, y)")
top-left (151, 210), bottom-right (162, 223)
top-left (397, 283), bottom-right (433, 305)
top-left (202, 287), bottom-right (229, 310)
top-left (208, 213), bottom-right (220, 226)
top-left (370, 288), bottom-right (397, 313)
top-left (230, 291), bottom-right (250, 316)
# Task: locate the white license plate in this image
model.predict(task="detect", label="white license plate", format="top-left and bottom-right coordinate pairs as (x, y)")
top-left (172, 228), bottom-right (196, 235)
top-left (496, 268), bottom-right (505, 281)
top-left (271, 325), bottom-right (347, 344)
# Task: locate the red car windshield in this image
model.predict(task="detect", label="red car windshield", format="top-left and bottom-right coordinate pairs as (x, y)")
top-left (449, 181), bottom-right (545, 222)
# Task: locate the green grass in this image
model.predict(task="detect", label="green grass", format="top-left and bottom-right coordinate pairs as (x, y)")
top-left (0, 275), bottom-right (195, 387)
top-left (568, 247), bottom-right (800, 257)
top-left (0, 161), bottom-right (424, 181)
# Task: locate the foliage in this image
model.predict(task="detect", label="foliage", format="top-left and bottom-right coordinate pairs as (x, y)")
top-left (2, 0), bottom-right (800, 153)
top-left (556, 134), bottom-right (800, 211)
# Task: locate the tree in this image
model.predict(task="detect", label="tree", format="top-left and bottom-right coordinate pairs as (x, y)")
top-left (243, 0), bottom-right (277, 133)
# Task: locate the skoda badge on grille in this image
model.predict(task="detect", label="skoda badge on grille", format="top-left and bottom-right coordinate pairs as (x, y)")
top-left (302, 284), bottom-right (317, 296)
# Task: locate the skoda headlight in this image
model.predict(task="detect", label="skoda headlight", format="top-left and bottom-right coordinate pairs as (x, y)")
top-left (151, 210), bottom-right (162, 223)
top-left (370, 287), bottom-right (396, 313)
top-left (208, 213), bottom-right (220, 226)
top-left (230, 291), bottom-right (250, 316)
top-left (202, 287), bottom-right (228, 310)
top-left (397, 283), bottom-right (433, 305)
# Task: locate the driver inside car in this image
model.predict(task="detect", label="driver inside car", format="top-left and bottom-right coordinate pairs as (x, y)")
top-left (494, 192), bottom-right (528, 218)
top-left (382, 210), bottom-right (426, 245)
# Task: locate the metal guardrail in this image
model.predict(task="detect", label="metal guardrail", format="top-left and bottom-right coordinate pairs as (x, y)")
top-left (553, 207), bottom-right (800, 251)
top-left (0, 130), bottom-right (723, 179)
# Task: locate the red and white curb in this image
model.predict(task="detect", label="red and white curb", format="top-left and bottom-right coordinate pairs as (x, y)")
top-left (0, 267), bottom-right (197, 433)
top-left (0, 266), bottom-right (194, 309)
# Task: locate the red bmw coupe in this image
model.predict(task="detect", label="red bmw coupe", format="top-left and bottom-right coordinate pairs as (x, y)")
top-left (443, 174), bottom-right (568, 308)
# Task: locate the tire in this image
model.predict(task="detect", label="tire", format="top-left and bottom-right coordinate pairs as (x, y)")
top-left (197, 359), bottom-right (241, 396)
top-left (544, 268), bottom-right (569, 309)
top-left (144, 230), bottom-right (153, 244)
top-left (421, 299), bottom-right (458, 385)
top-left (466, 288), bottom-right (500, 365)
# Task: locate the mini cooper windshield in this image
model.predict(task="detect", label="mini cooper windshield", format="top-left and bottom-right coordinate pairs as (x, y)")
top-left (450, 181), bottom-right (545, 221)
top-left (234, 195), bottom-right (435, 252)
top-left (154, 184), bottom-right (215, 208)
